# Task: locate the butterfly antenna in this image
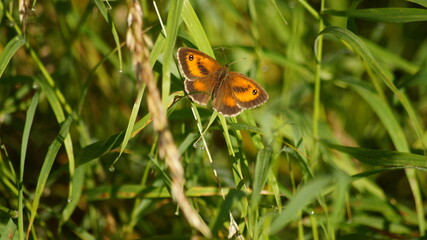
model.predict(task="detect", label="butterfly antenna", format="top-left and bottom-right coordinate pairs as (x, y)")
top-left (213, 47), bottom-right (231, 63)
top-left (221, 47), bottom-right (228, 63)
top-left (226, 58), bottom-right (246, 67)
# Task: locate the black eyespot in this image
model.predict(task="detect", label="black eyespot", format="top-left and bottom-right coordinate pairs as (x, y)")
top-left (189, 54), bottom-right (194, 61)
top-left (252, 89), bottom-right (258, 95)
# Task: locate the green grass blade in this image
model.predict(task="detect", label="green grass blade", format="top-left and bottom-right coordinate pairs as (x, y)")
top-left (251, 147), bottom-right (272, 207)
top-left (112, 84), bottom-right (145, 167)
top-left (407, 0), bottom-right (427, 8)
top-left (0, 35), bottom-right (25, 78)
top-left (341, 79), bottom-right (409, 151)
top-left (324, 8), bottom-right (427, 23)
top-left (26, 116), bottom-right (73, 236)
top-left (210, 189), bottom-right (245, 235)
top-left (181, 0), bottom-right (213, 54)
top-left (161, 0), bottom-right (184, 107)
top-left (60, 164), bottom-right (86, 223)
top-left (269, 175), bottom-right (333, 234)
top-left (93, 0), bottom-right (123, 71)
top-left (0, 218), bottom-right (17, 240)
top-left (18, 90), bottom-right (39, 240)
top-left (363, 38), bottom-right (419, 75)
top-left (326, 143), bottom-right (427, 169)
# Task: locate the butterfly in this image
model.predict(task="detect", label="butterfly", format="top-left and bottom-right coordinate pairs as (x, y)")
top-left (177, 47), bottom-right (269, 117)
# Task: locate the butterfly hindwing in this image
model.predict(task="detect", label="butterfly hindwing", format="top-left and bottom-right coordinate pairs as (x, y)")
top-left (228, 72), bottom-right (269, 109)
top-left (184, 77), bottom-right (214, 105)
top-left (212, 80), bottom-right (243, 116)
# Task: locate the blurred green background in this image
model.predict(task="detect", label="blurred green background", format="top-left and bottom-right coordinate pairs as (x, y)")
top-left (1, 0), bottom-right (427, 239)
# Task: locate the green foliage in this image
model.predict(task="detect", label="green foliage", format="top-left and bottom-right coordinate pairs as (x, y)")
top-left (1, 0), bottom-right (427, 239)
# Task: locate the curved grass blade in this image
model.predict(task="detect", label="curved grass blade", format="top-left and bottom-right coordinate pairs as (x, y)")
top-left (324, 8), bottom-right (427, 23)
top-left (0, 35), bottom-right (25, 78)
top-left (18, 90), bottom-right (39, 240)
top-left (26, 116), bottom-right (73, 238)
top-left (340, 79), bottom-right (409, 152)
top-left (0, 218), bottom-right (17, 240)
top-left (326, 143), bottom-right (427, 169)
top-left (407, 0), bottom-right (427, 8)
top-left (269, 175), bottom-right (333, 234)
top-left (181, 0), bottom-right (213, 55)
top-left (93, 0), bottom-right (122, 71)
top-left (251, 147), bottom-right (273, 208)
top-left (161, 0), bottom-right (184, 107)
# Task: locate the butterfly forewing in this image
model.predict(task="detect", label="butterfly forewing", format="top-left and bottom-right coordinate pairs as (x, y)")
top-left (177, 48), bottom-right (221, 80)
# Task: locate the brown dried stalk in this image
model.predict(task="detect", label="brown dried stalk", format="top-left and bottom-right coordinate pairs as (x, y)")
top-left (126, 0), bottom-right (212, 238)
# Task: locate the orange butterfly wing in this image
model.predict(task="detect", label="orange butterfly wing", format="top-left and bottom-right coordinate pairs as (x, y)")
top-left (177, 48), bottom-right (221, 80)
top-left (228, 72), bottom-right (269, 109)
top-left (212, 80), bottom-right (243, 117)
top-left (177, 47), bottom-right (269, 116)
top-left (178, 48), bottom-right (221, 105)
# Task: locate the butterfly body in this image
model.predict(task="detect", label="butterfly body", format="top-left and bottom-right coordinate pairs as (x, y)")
top-left (177, 47), bottom-right (268, 117)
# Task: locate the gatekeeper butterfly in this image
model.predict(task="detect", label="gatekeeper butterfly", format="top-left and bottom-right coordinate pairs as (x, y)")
top-left (177, 47), bottom-right (269, 117)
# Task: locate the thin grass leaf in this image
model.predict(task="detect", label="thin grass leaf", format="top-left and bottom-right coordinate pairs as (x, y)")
top-left (269, 175), bottom-right (333, 234)
top-left (340, 79), bottom-right (409, 152)
top-left (63, 221), bottom-right (96, 240)
top-left (60, 164), bottom-right (86, 224)
top-left (18, 90), bottom-right (39, 240)
top-left (93, 0), bottom-right (122, 71)
top-left (251, 147), bottom-right (272, 207)
top-left (150, 34), bottom-right (166, 67)
top-left (181, 0), bottom-right (213, 54)
top-left (0, 218), bottom-right (17, 240)
top-left (227, 122), bottom-right (264, 135)
top-left (407, 0), bottom-right (427, 8)
top-left (76, 132), bottom-right (125, 166)
top-left (112, 84), bottom-right (146, 167)
top-left (330, 171), bottom-right (350, 226)
top-left (210, 189), bottom-right (246, 236)
top-left (324, 8), bottom-right (427, 23)
top-left (251, 147), bottom-right (272, 239)
top-left (161, 0), bottom-right (183, 107)
top-left (0, 1), bottom-right (3, 25)
top-left (326, 143), bottom-right (427, 169)
top-left (26, 116), bottom-right (73, 237)
top-left (0, 35), bottom-right (25, 78)
top-left (363, 38), bottom-right (419, 75)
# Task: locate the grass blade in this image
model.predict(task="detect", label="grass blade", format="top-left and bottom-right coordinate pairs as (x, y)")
top-left (18, 90), bottom-right (39, 240)
top-left (324, 8), bottom-right (427, 23)
top-left (269, 175), bottom-right (332, 234)
top-left (0, 218), bottom-right (17, 240)
top-left (326, 143), bottom-right (427, 169)
top-left (0, 35), bottom-right (25, 78)
top-left (26, 116), bottom-right (73, 238)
